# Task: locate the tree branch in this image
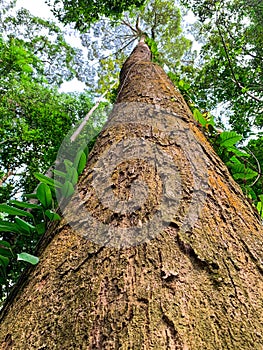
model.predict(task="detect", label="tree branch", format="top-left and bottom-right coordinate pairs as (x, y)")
top-left (121, 19), bottom-right (137, 34)
top-left (244, 147), bottom-right (262, 187)
top-left (0, 170), bottom-right (13, 186)
top-left (216, 22), bottom-right (263, 103)
top-left (151, 11), bottom-right (158, 40)
top-left (70, 81), bottom-right (117, 142)
top-left (96, 37), bottom-right (137, 63)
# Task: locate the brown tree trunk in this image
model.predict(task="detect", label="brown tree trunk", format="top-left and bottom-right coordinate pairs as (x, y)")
top-left (1, 41), bottom-right (263, 350)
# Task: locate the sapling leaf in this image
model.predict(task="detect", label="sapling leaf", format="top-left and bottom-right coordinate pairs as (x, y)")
top-left (45, 210), bottom-right (61, 221)
top-left (53, 169), bottom-right (67, 178)
top-left (66, 167), bottom-right (78, 186)
top-left (36, 183), bottom-right (53, 209)
top-left (0, 204), bottom-right (33, 218)
top-left (17, 253), bottom-right (39, 265)
top-left (0, 221), bottom-right (20, 233)
top-left (9, 200), bottom-right (42, 210)
top-left (77, 151), bottom-right (87, 175)
top-left (34, 172), bottom-right (63, 188)
top-left (61, 180), bottom-right (75, 198)
top-left (0, 255), bottom-right (9, 268)
top-left (15, 217), bottom-right (36, 235)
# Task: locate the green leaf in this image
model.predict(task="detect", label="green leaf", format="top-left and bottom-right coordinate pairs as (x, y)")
top-left (226, 147), bottom-right (250, 157)
top-left (0, 241), bottom-right (12, 258)
top-left (0, 255), bottom-right (9, 268)
top-left (36, 222), bottom-right (46, 235)
top-left (53, 169), bottom-right (67, 178)
top-left (64, 159), bottom-right (73, 172)
top-left (17, 252), bottom-right (39, 265)
top-left (61, 180), bottom-right (75, 198)
top-left (193, 108), bottom-right (207, 127)
top-left (256, 201), bottom-right (262, 216)
top-left (0, 247), bottom-right (12, 258)
top-left (0, 240), bottom-right (11, 249)
top-left (178, 79), bottom-right (190, 91)
top-left (44, 209), bottom-right (61, 221)
top-left (15, 217), bottom-right (36, 235)
top-left (36, 183), bottom-right (53, 209)
top-left (9, 200), bottom-right (42, 210)
top-left (0, 204), bottom-right (33, 218)
top-left (230, 164), bottom-right (258, 180)
top-left (228, 156), bottom-right (241, 164)
top-left (77, 151), bottom-right (87, 175)
top-left (0, 221), bottom-right (20, 233)
top-left (66, 167), bottom-right (78, 186)
top-left (219, 131), bottom-right (242, 148)
top-left (34, 172), bottom-right (62, 188)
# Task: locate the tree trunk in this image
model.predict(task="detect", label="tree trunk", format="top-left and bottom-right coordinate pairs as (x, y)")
top-left (1, 41), bottom-right (263, 350)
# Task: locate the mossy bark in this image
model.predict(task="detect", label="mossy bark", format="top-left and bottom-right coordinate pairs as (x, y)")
top-left (1, 42), bottom-right (263, 349)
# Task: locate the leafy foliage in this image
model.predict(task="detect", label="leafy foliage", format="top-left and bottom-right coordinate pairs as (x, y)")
top-left (1, 8), bottom-right (80, 86)
top-left (47, 0), bottom-right (146, 31)
top-left (172, 0), bottom-right (263, 219)
top-left (0, 33), bottom-right (108, 201)
top-left (0, 149), bottom-right (88, 304)
top-left (180, 0), bottom-right (263, 137)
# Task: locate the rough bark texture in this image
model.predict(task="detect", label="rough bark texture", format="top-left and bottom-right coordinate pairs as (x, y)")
top-left (1, 42), bottom-right (263, 349)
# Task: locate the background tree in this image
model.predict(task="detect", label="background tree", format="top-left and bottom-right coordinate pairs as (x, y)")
top-left (61, 0), bottom-right (193, 95)
top-left (180, 0), bottom-right (263, 136)
top-left (176, 0), bottom-right (263, 220)
top-left (0, 0), bottom-right (109, 200)
top-left (0, 0), bottom-right (108, 299)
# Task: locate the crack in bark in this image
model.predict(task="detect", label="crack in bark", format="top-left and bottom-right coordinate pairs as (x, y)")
top-left (162, 312), bottom-right (183, 349)
top-left (175, 231), bottom-right (220, 273)
top-left (239, 238), bottom-right (263, 275)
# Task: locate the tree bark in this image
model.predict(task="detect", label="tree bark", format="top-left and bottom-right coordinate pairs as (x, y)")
top-left (1, 41), bottom-right (263, 350)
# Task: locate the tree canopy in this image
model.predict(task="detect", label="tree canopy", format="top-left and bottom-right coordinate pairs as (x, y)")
top-left (178, 0), bottom-right (263, 212)
top-left (47, 0), bottom-right (146, 31)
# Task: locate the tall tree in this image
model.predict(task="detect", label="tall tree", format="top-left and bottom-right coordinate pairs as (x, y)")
top-left (0, 39), bottom-right (262, 349)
